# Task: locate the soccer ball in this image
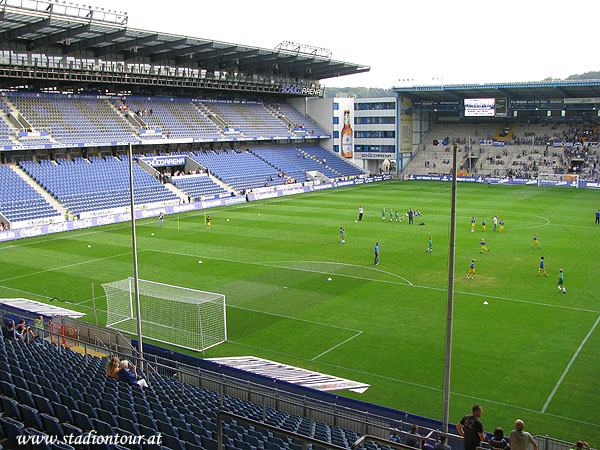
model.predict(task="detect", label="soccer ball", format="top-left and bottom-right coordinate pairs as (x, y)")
top-left (471, 229), bottom-right (474, 232)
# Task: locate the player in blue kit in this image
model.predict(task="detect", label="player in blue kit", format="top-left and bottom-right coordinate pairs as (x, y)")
top-left (468, 259), bottom-right (476, 279)
top-left (538, 256), bottom-right (548, 276)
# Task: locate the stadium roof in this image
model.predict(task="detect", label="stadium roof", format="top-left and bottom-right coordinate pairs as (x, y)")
top-left (393, 80), bottom-right (600, 102)
top-left (0, 0), bottom-right (369, 81)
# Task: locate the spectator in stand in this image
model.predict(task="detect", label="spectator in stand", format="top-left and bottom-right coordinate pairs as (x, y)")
top-left (389, 429), bottom-right (402, 443)
top-left (3, 321), bottom-right (18, 340)
top-left (490, 427), bottom-right (510, 450)
top-left (118, 360), bottom-right (149, 388)
top-left (571, 442), bottom-right (590, 450)
top-left (405, 424), bottom-right (422, 448)
top-left (457, 404), bottom-right (486, 450)
top-left (15, 319), bottom-right (35, 342)
top-left (105, 356), bottom-right (121, 381)
top-left (434, 436), bottom-right (451, 450)
top-left (509, 420), bottom-right (537, 450)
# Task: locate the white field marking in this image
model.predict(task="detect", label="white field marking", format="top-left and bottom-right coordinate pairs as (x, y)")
top-left (148, 249), bottom-right (600, 314)
top-left (227, 304), bottom-right (362, 333)
top-left (541, 314), bottom-right (600, 413)
top-left (226, 339), bottom-right (600, 428)
top-left (0, 284), bottom-right (109, 313)
top-left (0, 251), bottom-right (133, 284)
top-left (262, 260), bottom-right (414, 286)
top-left (148, 248), bottom-right (414, 288)
top-left (311, 330), bottom-right (363, 361)
top-left (510, 213), bottom-right (551, 231)
top-left (3, 267), bottom-right (595, 428)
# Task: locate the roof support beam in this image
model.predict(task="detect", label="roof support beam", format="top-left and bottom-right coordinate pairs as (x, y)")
top-left (94, 34), bottom-right (158, 58)
top-left (151, 42), bottom-right (213, 63)
top-left (123, 37), bottom-right (188, 60)
top-left (0, 18), bottom-right (52, 43)
top-left (62, 28), bottom-right (127, 54)
top-left (27, 23), bottom-right (91, 51)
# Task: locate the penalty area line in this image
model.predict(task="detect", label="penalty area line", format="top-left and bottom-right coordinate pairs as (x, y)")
top-left (541, 314), bottom-right (600, 413)
top-left (311, 330), bottom-right (363, 362)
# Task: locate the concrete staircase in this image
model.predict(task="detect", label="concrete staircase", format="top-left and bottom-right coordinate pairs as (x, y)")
top-left (163, 183), bottom-right (189, 202)
top-left (10, 164), bottom-right (67, 216)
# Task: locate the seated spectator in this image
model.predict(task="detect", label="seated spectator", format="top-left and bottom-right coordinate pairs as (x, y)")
top-left (434, 436), bottom-right (451, 450)
top-left (2, 321), bottom-right (18, 340)
top-left (571, 442), bottom-right (590, 450)
top-left (15, 319), bottom-right (35, 342)
top-left (105, 356), bottom-right (121, 381)
top-left (490, 427), bottom-right (510, 450)
top-left (118, 360), bottom-right (149, 388)
top-left (389, 428), bottom-right (401, 443)
top-left (406, 424), bottom-right (422, 448)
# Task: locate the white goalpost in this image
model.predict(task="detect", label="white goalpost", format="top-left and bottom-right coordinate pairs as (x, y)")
top-left (538, 173), bottom-right (579, 188)
top-left (103, 278), bottom-right (227, 352)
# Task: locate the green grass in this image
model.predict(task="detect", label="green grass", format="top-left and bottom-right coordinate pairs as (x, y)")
top-left (1, 180), bottom-right (599, 443)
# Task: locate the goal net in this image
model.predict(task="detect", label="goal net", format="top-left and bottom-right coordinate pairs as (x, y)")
top-left (538, 173), bottom-right (579, 188)
top-left (102, 278), bottom-right (226, 352)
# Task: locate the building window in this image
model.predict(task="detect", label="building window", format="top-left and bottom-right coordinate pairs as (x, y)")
top-left (333, 117), bottom-right (339, 124)
top-left (333, 103), bottom-right (339, 110)
top-left (354, 116), bottom-right (395, 124)
top-left (333, 145), bottom-right (339, 152)
top-left (333, 131), bottom-right (339, 138)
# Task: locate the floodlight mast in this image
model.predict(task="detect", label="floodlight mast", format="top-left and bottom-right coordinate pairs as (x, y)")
top-left (442, 143), bottom-right (458, 433)
top-left (128, 143), bottom-right (144, 367)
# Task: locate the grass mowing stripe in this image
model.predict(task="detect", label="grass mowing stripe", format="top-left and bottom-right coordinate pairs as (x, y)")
top-left (148, 249), bottom-right (599, 314)
top-left (0, 251), bottom-right (133, 284)
top-left (541, 314), bottom-right (600, 413)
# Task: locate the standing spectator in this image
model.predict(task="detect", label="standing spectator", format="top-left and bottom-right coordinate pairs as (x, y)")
top-left (509, 420), bottom-right (537, 450)
top-left (374, 242), bottom-right (379, 266)
top-left (490, 427), bottom-right (510, 450)
top-left (457, 404), bottom-right (486, 450)
top-left (33, 315), bottom-right (44, 339)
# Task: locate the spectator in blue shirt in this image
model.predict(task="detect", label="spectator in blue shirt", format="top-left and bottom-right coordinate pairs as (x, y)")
top-left (118, 360), bottom-right (148, 388)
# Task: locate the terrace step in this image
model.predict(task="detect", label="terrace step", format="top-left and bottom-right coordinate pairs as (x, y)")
top-left (10, 164), bottom-right (68, 216)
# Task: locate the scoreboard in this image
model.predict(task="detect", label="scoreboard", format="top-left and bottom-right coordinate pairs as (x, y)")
top-left (464, 98), bottom-right (507, 117)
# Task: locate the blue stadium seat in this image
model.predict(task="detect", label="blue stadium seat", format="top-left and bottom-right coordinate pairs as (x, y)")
top-left (0, 395), bottom-right (21, 419)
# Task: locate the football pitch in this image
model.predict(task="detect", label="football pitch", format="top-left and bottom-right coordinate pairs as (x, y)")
top-left (0, 180), bottom-right (598, 443)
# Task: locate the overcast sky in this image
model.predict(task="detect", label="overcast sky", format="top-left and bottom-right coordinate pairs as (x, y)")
top-left (98, 0), bottom-right (598, 88)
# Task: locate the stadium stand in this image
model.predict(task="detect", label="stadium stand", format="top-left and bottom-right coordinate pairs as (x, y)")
top-left (19, 157), bottom-right (178, 215)
top-left (0, 166), bottom-right (60, 223)
top-left (0, 318), bottom-right (427, 450)
top-left (406, 122), bottom-right (600, 180)
top-left (7, 93), bottom-right (137, 144)
top-left (117, 97), bottom-right (222, 140)
top-left (171, 174), bottom-right (230, 199)
top-left (201, 101), bottom-right (293, 138)
top-left (267, 102), bottom-right (327, 136)
top-left (190, 150), bottom-right (289, 191)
